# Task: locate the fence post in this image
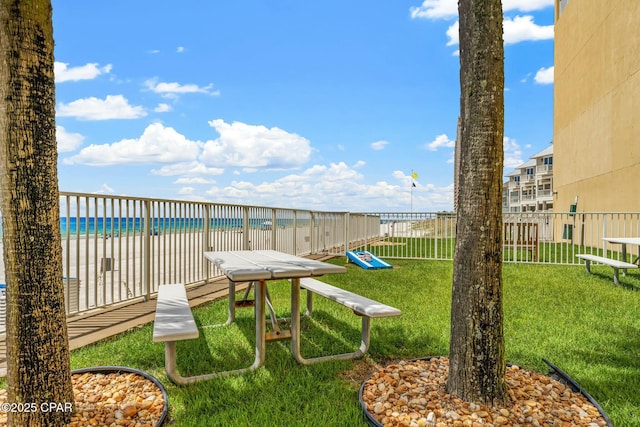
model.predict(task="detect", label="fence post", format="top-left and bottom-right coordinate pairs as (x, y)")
top-left (204, 204), bottom-right (211, 280)
top-left (271, 209), bottom-right (277, 250)
top-left (310, 212), bottom-right (316, 254)
top-left (344, 212), bottom-right (350, 253)
top-left (293, 210), bottom-right (298, 255)
top-left (143, 199), bottom-right (152, 301)
top-left (243, 207), bottom-right (250, 249)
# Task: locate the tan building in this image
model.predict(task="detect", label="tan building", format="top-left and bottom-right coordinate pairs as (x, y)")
top-left (554, 1), bottom-right (640, 212)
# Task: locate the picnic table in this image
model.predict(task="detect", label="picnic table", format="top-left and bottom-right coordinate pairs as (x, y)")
top-left (154, 250), bottom-right (400, 384)
top-left (602, 237), bottom-right (640, 266)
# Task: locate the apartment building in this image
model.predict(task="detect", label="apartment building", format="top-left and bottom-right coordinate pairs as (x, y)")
top-left (554, 1), bottom-right (640, 212)
top-left (503, 145), bottom-right (554, 213)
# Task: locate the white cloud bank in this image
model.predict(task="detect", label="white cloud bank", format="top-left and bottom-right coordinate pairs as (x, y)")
top-left (145, 79), bottom-right (220, 98)
top-left (62, 119), bottom-right (312, 172)
top-left (56, 126), bottom-right (84, 152)
top-left (57, 95), bottom-right (147, 120)
top-left (55, 62), bottom-right (112, 83)
top-left (63, 123), bottom-right (201, 165)
top-left (411, 0), bottom-right (554, 48)
top-left (200, 119), bottom-right (312, 170)
top-left (410, 0), bottom-right (554, 19)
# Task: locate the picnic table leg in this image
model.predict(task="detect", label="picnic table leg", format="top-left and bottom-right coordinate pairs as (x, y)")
top-left (621, 244), bottom-right (628, 276)
top-left (161, 280), bottom-right (266, 385)
top-left (584, 259), bottom-right (591, 274)
top-left (290, 278), bottom-right (303, 361)
top-left (290, 278), bottom-right (370, 365)
top-left (253, 279), bottom-right (266, 368)
top-left (226, 279), bottom-right (236, 325)
top-left (613, 268), bottom-right (620, 286)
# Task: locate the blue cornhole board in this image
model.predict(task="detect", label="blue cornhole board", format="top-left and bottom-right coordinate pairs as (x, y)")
top-left (346, 251), bottom-right (392, 270)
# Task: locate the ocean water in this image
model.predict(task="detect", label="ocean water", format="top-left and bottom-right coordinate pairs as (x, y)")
top-left (0, 217), bottom-right (296, 238)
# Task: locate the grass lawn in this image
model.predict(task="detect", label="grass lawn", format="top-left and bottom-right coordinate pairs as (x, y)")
top-left (71, 259), bottom-right (640, 426)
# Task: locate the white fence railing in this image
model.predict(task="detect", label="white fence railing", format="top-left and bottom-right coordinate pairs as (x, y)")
top-left (1, 192), bottom-right (640, 321)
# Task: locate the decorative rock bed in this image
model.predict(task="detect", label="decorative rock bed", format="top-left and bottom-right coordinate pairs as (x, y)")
top-left (359, 357), bottom-right (612, 427)
top-left (0, 366), bottom-right (168, 427)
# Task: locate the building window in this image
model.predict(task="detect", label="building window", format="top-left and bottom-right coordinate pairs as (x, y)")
top-left (544, 157), bottom-right (553, 165)
top-left (526, 167), bottom-right (535, 175)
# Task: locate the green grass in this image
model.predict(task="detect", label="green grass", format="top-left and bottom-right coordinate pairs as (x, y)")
top-left (70, 259), bottom-right (640, 426)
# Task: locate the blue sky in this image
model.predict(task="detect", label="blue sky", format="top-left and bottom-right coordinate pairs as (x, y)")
top-left (52, 0), bottom-right (554, 212)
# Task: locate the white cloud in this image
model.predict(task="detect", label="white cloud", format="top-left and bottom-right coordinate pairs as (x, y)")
top-left (445, 21), bottom-right (459, 46)
top-left (353, 160), bottom-right (366, 168)
top-left (534, 66), bottom-right (554, 84)
top-left (504, 0), bottom-right (554, 12)
top-left (56, 126), bottom-right (84, 152)
top-left (64, 123), bottom-right (202, 166)
top-left (204, 162), bottom-right (377, 210)
top-left (176, 46), bottom-right (185, 53)
top-left (154, 103), bottom-right (172, 113)
top-left (426, 134), bottom-right (455, 151)
top-left (145, 79), bottom-right (220, 98)
top-left (57, 95), bottom-right (147, 120)
top-left (54, 62), bottom-right (112, 83)
top-left (371, 140), bottom-right (389, 150)
top-left (93, 184), bottom-right (115, 195)
top-left (178, 187), bottom-right (194, 195)
top-left (173, 177), bottom-right (215, 185)
top-left (503, 136), bottom-right (523, 169)
top-left (503, 15), bottom-right (554, 45)
top-left (445, 15), bottom-right (553, 47)
top-left (410, 0), bottom-right (457, 19)
top-left (410, 0), bottom-right (553, 20)
top-left (152, 161), bottom-right (224, 176)
top-left (200, 119), bottom-right (312, 170)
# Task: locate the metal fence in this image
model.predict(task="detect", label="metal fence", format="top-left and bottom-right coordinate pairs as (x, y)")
top-left (356, 211), bottom-right (640, 266)
top-left (1, 192), bottom-right (640, 321)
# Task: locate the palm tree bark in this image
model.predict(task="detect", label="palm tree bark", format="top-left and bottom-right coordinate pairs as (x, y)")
top-left (0, 1), bottom-right (74, 425)
top-left (446, 0), bottom-right (509, 405)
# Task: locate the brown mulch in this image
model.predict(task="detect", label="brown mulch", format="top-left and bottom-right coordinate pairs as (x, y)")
top-left (0, 371), bottom-right (165, 427)
top-left (360, 357), bottom-right (608, 427)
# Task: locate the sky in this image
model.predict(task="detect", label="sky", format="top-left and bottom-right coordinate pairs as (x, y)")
top-left (51, 0), bottom-right (555, 213)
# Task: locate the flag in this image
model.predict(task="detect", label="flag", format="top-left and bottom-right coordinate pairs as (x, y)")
top-left (411, 171), bottom-right (418, 179)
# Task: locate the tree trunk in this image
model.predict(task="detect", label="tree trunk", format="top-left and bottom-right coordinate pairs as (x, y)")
top-left (0, 1), bottom-right (74, 425)
top-left (446, 0), bottom-right (509, 405)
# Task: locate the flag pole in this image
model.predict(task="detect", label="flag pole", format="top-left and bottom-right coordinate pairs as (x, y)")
top-left (410, 169), bottom-right (418, 213)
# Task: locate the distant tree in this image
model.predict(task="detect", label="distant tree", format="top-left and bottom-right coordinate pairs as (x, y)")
top-left (446, 0), bottom-right (510, 405)
top-left (0, 1), bottom-right (74, 425)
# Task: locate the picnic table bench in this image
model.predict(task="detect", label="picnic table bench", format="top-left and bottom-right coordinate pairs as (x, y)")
top-left (576, 254), bottom-right (638, 285)
top-left (295, 277), bottom-right (401, 364)
top-left (152, 283), bottom-right (201, 384)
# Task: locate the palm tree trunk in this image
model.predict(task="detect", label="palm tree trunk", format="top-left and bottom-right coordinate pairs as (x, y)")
top-left (446, 0), bottom-right (510, 406)
top-left (0, 1), bottom-right (74, 425)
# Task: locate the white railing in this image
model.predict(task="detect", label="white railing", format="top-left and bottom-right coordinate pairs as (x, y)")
top-left (2, 192), bottom-right (640, 322)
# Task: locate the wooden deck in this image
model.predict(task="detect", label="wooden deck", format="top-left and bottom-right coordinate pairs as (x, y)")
top-left (0, 277), bottom-right (247, 377)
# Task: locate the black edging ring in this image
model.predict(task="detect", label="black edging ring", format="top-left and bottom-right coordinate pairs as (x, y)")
top-left (72, 366), bottom-right (169, 427)
top-left (542, 358), bottom-right (613, 427)
top-left (358, 357), bottom-right (613, 427)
